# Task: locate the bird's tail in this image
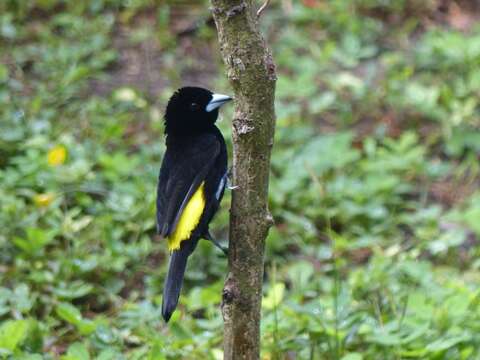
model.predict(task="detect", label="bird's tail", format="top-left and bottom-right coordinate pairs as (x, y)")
top-left (162, 243), bottom-right (192, 322)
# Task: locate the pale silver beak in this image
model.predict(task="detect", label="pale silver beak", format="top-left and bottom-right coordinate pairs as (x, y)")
top-left (206, 93), bottom-right (232, 112)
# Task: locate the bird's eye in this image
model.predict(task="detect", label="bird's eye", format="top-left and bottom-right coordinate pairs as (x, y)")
top-left (190, 102), bottom-right (199, 111)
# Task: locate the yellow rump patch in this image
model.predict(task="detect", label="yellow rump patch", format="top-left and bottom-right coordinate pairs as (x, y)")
top-left (167, 182), bottom-right (206, 251)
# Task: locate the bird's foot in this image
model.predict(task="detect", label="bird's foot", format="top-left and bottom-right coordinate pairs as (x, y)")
top-left (227, 167), bottom-right (238, 190)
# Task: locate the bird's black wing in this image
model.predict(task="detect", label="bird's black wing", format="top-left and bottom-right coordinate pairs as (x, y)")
top-left (156, 134), bottom-right (220, 238)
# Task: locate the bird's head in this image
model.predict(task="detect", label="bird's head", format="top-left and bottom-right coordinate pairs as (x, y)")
top-left (164, 87), bottom-right (232, 135)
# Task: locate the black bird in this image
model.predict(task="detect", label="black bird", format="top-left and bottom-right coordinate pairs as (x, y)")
top-left (156, 86), bottom-right (232, 322)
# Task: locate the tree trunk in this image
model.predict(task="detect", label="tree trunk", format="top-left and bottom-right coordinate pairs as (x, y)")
top-left (210, 1), bottom-right (277, 359)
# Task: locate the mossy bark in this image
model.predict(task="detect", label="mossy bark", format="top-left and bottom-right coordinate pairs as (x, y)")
top-left (210, 1), bottom-right (277, 359)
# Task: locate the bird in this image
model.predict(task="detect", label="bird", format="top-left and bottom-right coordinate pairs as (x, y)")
top-left (156, 86), bottom-right (232, 322)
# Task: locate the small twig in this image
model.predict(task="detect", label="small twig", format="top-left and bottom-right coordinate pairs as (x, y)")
top-left (256, 0), bottom-right (271, 17)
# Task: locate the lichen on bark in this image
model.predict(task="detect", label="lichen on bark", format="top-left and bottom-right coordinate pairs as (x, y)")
top-left (210, 1), bottom-right (277, 359)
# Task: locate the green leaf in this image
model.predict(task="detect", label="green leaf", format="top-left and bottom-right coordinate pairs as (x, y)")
top-left (263, 283), bottom-right (285, 310)
top-left (53, 281), bottom-right (93, 299)
top-left (0, 320), bottom-right (30, 352)
top-left (12, 227), bottom-right (56, 255)
top-left (61, 342), bottom-right (90, 360)
top-left (341, 354), bottom-right (363, 360)
top-left (426, 334), bottom-right (471, 352)
top-left (56, 303), bottom-right (96, 335)
top-left (56, 303), bottom-right (83, 325)
top-left (287, 261), bottom-right (314, 290)
top-left (97, 349), bottom-right (120, 360)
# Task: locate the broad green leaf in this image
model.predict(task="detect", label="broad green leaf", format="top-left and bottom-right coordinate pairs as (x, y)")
top-left (61, 342), bottom-right (90, 360)
top-left (0, 320), bottom-right (30, 352)
top-left (56, 303), bottom-right (83, 325)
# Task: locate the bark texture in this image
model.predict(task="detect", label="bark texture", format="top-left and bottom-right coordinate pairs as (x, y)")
top-left (210, 1), bottom-right (276, 359)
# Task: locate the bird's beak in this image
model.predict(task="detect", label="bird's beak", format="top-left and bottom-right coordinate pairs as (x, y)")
top-left (206, 93), bottom-right (232, 112)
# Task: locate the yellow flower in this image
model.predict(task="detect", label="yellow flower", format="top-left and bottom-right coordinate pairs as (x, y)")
top-left (33, 193), bottom-right (55, 207)
top-left (47, 145), bottom-right (67, 166)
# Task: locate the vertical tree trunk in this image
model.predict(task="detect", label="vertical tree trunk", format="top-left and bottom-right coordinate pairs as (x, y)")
top-left (210, 1), bottom-right (277, 359)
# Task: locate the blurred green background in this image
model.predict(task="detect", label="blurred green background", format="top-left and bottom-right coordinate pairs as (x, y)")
top-left (1, 0), bottom-right (480, 358)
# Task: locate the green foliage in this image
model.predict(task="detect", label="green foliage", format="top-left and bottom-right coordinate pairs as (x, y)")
top-left (1, 0), bottom-right (479, 358)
